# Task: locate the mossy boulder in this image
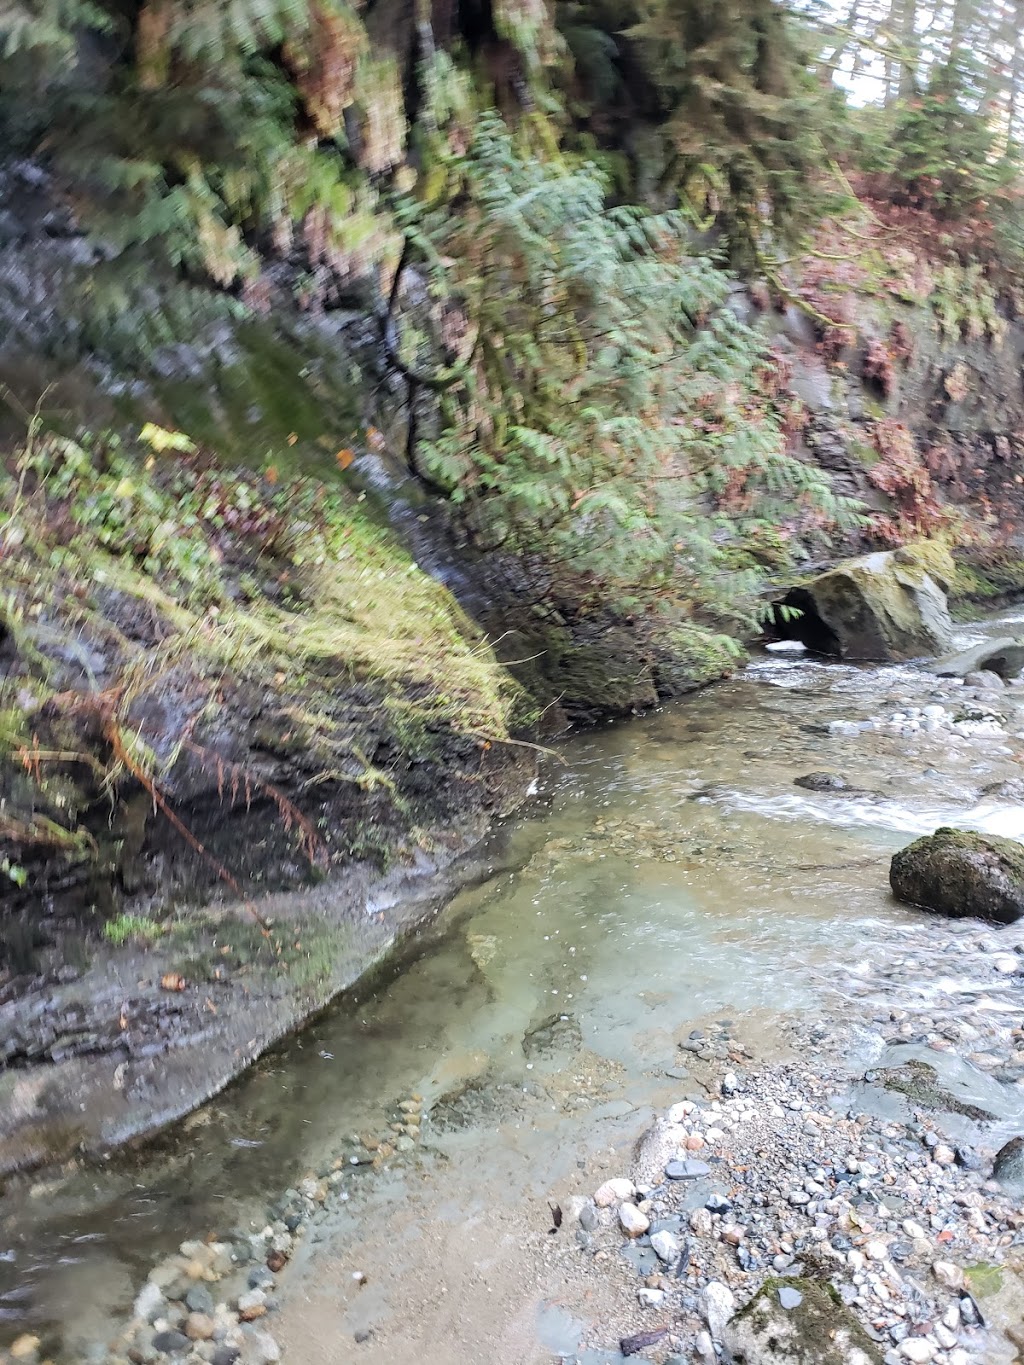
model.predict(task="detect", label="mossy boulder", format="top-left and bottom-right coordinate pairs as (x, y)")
top-left (723, 1277), bottom-right (883, 1364)
top-left (779, 544), bottom-right (954, 661)
top-left (890, 827), bottom-right (1024, 923)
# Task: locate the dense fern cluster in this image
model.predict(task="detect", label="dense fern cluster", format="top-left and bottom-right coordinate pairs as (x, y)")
top-left (399, 118), bottom-right (856, 626)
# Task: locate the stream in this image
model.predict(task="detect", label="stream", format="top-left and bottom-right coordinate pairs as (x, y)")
top-left (3, 608), bottom-right (1024, 1363)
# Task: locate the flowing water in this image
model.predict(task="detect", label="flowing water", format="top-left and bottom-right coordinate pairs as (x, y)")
top-left (4, 610), bottom-right (1024, 1360)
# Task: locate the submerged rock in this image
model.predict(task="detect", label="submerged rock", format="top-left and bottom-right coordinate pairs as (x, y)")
top-left (723, 1276), bottom-right (883, 1363)
top-left (794, 771), bottom-right (849, 792)
top-left (778, 546), bottom-right (954, 661)
top-left (890, 827), bottom-right (1024, 923)
top-left (928, 636), bottom-right (1024, 679)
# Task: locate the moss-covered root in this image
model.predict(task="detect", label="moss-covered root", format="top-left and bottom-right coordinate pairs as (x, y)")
top-left (890, 827), bottom-right (1024, 924)
top-left (724, 1276), bottom-right (884, 1364)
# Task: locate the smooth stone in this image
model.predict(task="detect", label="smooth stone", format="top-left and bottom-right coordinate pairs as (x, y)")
top-left (702, 1281), bottom-right (736, 1339)
top-left (619, 1203), bottom-right (650, 1237)
top-left (993, 1134), bottom-right (1024, 1192)
top-left (595, 1177), bottom-right (635, 1207)
top-left (778, 1286), bottom-right (803, 1310)
top-left (153, 1331), bottom-right (192, 1355)
top-left (651, 1229), bottom-right (681, 1264)
top-left (665, 1159), bottom-right (711, 1180)
top-left (185, 1284), bottom-right (215, 1314)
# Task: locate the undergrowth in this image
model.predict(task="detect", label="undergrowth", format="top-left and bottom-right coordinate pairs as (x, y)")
top-left (0, 421), bottom-right (521, 876)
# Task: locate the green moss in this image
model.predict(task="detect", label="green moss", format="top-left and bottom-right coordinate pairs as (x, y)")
top-left (950, 548), bottom-right (1024, 604)
top-left (0, 427), bottom-right (524, 879)
top-left (147, 323), bottom-right (363, 476)
top-left (102, 914), bottom-right (162, 946)
top-left (890, 826), bottom-right (1024, 924)
top-left (874, 1059), bottom-right (995, 1120)
top-left (652, 623), bottom-right (743, 693)
top-left (728, 1276), bottom-right (884, 1363)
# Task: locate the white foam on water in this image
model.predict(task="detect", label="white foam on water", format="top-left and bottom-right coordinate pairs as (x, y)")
top-left (721, 790), bottom-right (1024, 840)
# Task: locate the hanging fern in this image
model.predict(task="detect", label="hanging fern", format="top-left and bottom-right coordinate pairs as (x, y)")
top-left (399, 113), bottom-right (861, 628)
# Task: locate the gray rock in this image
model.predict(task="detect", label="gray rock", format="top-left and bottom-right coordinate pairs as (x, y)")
top-left (651, 1229), bottom-right (681, 1264)
top-left (134, 1280), bottom-right (167, 1323)
top-left (779, 1286), bottom-right (804, 1309)
top-left (152, 1331), bottom-right (192, 1355)
top-left (929, 637), bottom-right (1024, 680)
top-left (890, 827), bottom-right (1024, 923)
top-left (211, 1350), bottom-right (241, 1365)
top-left (993, 1134), bottom-right (1024, 1193)
top-left (777, 548), bottom-right (954, 662)
top-left (665, 1158), bottom-right (711, 1180)
top-left (185, 1284), bottom-right (215, 1314)
top-left (240, 1330), bottom-right (281, 1364)
top-left (794, 772), bottom-right (849, 792)
top-left (963, 670), bottom-right (1005, 690)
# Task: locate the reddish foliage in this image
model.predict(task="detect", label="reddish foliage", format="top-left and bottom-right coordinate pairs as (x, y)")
top-left (863, 337), bottom-right (894, 397)
top-left (867, 419), bottom-right (953, 542)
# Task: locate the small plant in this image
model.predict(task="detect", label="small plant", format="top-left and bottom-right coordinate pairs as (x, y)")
top-left (102, 914), bottom-right (162, 947)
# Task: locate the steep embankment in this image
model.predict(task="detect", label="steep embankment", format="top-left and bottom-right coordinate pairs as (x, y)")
top-left (4, 146), bottom-right (1024, 1175)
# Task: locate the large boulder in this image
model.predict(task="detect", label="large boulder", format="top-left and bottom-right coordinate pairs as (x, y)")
top-left (778, 547), bottom-right (954, 661)
top-left (890, 827), bottom-right (1024, 923)
top-left (928, 636), bottom-right (1024, 679)
top-left (723, 1277), bottom-right (882, 1364)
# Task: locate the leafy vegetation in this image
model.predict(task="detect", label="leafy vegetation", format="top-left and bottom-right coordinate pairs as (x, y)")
top-left (396, 117), bottom-right (857, 629)
top-left (2, 0), bottom-right (1024, 919)
top-left (0, 422), bottom-right (522, 875)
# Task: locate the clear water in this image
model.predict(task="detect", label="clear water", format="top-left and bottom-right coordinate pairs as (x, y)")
top-left (4, 611), bottom-right (1024, 1358)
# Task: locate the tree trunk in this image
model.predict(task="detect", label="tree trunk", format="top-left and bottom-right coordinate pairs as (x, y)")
top-left (897, 0), bottom-right (916, 97)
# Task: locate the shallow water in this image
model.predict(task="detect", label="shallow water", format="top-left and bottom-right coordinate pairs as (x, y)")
top-left (4, 611), bottom-right (1024, 1358)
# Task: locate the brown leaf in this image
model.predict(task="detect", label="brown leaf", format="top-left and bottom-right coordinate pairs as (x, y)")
top-left (160, 972), bottom-right (187, 992)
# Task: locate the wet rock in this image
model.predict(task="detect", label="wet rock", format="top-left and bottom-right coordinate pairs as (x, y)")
top-left (890, 827), bottom-right (1024, 923)
top-left (929, 637), bottom-right (1024, 680)
top-left (963, 670), bottom-right (1005, 690)
top-left (240, 1331), bottom-right (281, 1364)
top-left (8, 1337), bottom-right (41, 1363)
top-left (665, 1158), bottom-right (710, 1180)
top-left (152, 1330), bottom-right (192, 1355)
top-left (794, 772), bottom-right (849, 792)
top-left (185, 1311), bottom-right (216, 1340)
top-left (983, 777), bottom-right (1024, 801)
top-left (723, 1276), bottom-right (884, 1363)
top-left (185, 1284), bottom-right (215, 1314)
top-left (134, 1281), bottom-right (167, 1323)
top-left (620, 1327), bottom-right (668, 1356)
top-left (777, 546), bottom-right (954, 662)
top-left (992, 1135), bottom-right (1024, 1192)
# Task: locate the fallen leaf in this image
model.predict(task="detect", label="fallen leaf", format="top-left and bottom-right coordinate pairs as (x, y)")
top-left (160, 972), bottom-right (187, 992)
top-left (265, 465), bottom-right (279, 484)
top-left (335, 448), bottom-right (355, 470)
top-left (287, 432), bottom-right (298, 446)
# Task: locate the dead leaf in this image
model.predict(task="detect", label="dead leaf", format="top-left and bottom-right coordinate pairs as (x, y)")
top-left (335, 448), bottom-right (355, 470)
top-left (160, 972), bottom-right (187, 992)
